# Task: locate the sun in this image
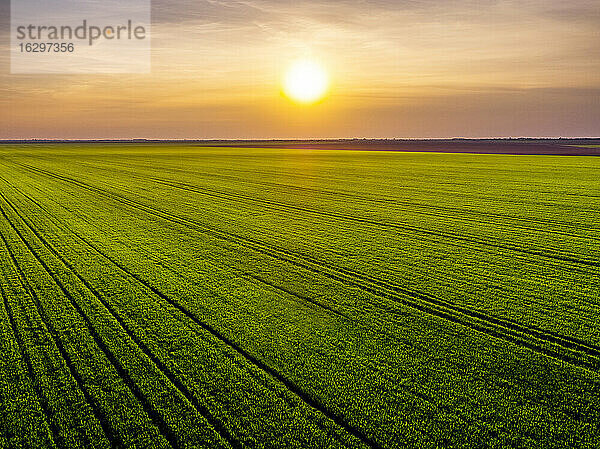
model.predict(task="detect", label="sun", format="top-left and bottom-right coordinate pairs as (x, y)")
top-left (283, 60), bottom-right (329, 104)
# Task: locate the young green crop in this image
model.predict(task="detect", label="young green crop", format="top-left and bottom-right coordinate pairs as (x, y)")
top-left (0, 144), bottom-right (599, 448)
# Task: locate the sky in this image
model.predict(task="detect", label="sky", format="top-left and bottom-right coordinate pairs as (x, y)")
top-left (1, 0), bottom-right (599, 139)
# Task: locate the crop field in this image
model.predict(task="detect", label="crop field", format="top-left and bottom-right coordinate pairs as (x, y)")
top-left (0, 143), bottom-right (599, 448)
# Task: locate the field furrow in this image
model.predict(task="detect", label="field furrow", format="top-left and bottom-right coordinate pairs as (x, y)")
top-left (0, 217), bottom-right (116, 448)
top-left (5, 164), bottom-right (598, 372)
top-left (1, 187), bottom-right (378, 449)
top-left (0, 272), bottom-right (58, 448)
top-left (65, 155), bottom-right (600, 235)
top-left (1, 144), bottom-right (599, 448)
top-left (0, 194), bottom-right (239, 449)
top-left (13, 160), bottom-right (600, 270)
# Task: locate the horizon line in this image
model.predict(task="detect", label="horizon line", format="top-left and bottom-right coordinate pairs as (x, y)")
top-left (1, 137), bottom-right (599, 143)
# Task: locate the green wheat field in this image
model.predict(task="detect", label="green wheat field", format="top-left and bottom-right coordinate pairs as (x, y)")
top-left (0, 144), bottom-right (599, 448)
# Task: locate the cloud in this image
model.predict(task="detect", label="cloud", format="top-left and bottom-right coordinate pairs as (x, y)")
top-left (1, 0), bottom-right (598, 138)
top-left (0, 0), bottom-right (9, 35)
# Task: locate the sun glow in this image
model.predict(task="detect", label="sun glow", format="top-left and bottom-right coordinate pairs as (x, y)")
top-left (283, 60), bottom-right (329, 104)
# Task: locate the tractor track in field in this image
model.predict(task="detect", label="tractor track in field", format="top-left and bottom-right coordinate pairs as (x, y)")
top-left (59, 191), bottom-right (351, 321)
top-left (66, 155), bottom-right (600, 217)
top-left (9, 162), bottom-right (600, 374)
top-left (98, 174), bottom-right (600, 279)
top-left (0, 210), bottom-right (120, 448)
top-left (0, 193), bottom-right (242, 449)
top-left (63, 170), bottom-right (600, 278)
top-left (144, 177), bottom-right (600, 266)
top-left (135, 170), bottom-right (600, 243)
top-left (14, 160), bottom-right (600, 271)
top-left (2, 177), bottom-right (377, 449)
top-left (0, 263), bottom-right (84, 449)
top-left (0, 196), bottom-right (183, 449)
top-left (17, 164), bottom-right (600, 353)
top-left (4, 182), bottom-right (479, 438)
top-left (0, 185), bottom-right (379, 448)
top-left (70, 157), bottom-right (600, 236)
top-left (0, 271), bottom-right (61, 448)
top-left (13, 156), bottom-right (600, 255)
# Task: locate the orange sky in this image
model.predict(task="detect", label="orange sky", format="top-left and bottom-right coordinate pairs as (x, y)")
top-left (1, 0), bottom-right (599, 139)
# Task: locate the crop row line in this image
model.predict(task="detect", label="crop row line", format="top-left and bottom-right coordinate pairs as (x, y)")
top-left (15, 159), bottom-right (598, 269)
top-left (0, 194), bottom-right (185, 448)
top-left (17, 178), bottom-right (362, 417)
top-left (59, 215), bottom-right (465, 424)
top-left (0, 183), bottom-right (375, 448)
top-left (16, 186), bottom-right (470, 418)
top-left (70, 157), bottom-right (600, 235)
top-left (0, 192), bottom-right (242, 449)
top-left (0, 207), bottom-right (120, 447)
top-left (0, 175), bottom-right (377, 449)
top-left (111, 164), bottom-right (600, 243)
top-left (20, 182), bottom-right (465, 437)
top-left (18, 175), bottom-right (365, 326)
top-left (12, 162), bottom-right (600, 369)
top-left (0, 262), bottom-right (60, 448)
top-left (144, 176), bottom-right (600, 268)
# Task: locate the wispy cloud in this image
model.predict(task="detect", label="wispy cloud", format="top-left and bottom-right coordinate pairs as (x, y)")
top-left (1, 0), bottom-right (598, 138)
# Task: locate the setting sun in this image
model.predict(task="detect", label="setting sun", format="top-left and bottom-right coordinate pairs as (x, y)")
top-left (283, 60), bottom-right (329, 104)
